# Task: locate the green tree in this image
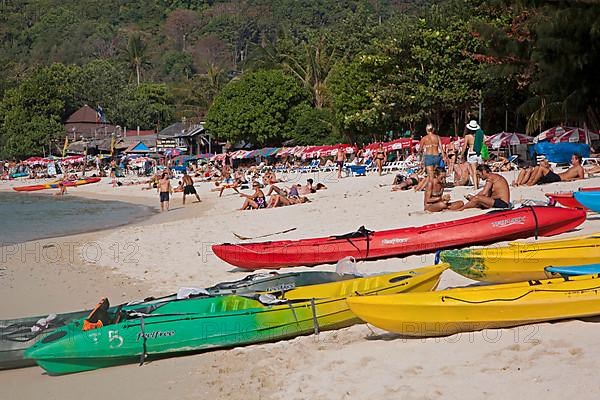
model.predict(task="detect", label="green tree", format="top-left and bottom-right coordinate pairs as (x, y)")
top-left (114, 83), bottom-right (176, 130)
top-left (293, 107), bottom-right (343, 145)
top-left (0, 63), bottom-right (78, 158)
top-left (205, 69), bottom-right (310, 145)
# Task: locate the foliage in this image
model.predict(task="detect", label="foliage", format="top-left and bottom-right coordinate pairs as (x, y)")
top-left (0, 64), bottom-right (78, 158)
top-left (293, 107), bottom-right (344, 145)
top-left (205, 69), bottom-right (310, 145)
top-left (114, 83), bottom-right (176, 130)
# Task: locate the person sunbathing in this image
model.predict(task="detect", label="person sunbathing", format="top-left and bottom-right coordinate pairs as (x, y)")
top-left (423, 167), bottom-right (463, 212)
top-left (522, 154), bottom-right (584, 186)
top-left (391, 173), bottom-right (420, 191)
top-left (268, 193), bottom-right (310, 208)
top-left (457, 164), bottom-right (510, 210)
top-left (239, 181), bottom-right (266, 210)
top-left (586, 164), bottom-right (600, 175)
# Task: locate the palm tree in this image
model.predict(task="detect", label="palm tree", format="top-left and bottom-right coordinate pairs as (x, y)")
top-left (282, 37), bottom-right (337, 109)
top-left (124, 35), bottom-right (150, 86)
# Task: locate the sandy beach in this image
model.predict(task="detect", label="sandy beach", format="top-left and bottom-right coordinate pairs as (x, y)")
top-left (1, 171), bottom-right (600, 400)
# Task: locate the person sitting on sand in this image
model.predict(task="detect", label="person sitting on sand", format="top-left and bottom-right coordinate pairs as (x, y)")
top-left (173, 181), bottom-right (184, 192)
top-left (458, 164), bottom-right (510, 210)
top-left (453, 162), bottom-right (471, 186)
top-left (515, 154), bottom-right (584, 186)
top-left (423, 167), bottom-right (463, 212)
top-left (216, 169), bottom-right (240, 197)
top-left (240, 181), bottom-right (267, 210)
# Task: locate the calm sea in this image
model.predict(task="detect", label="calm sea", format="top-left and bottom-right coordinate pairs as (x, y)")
top-left (0, 192), bottom-right (154, 244)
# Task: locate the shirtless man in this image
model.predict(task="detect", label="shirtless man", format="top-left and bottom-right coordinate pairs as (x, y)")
top-left (182, 172), bottom-right (201, 204)
top-left (419, 124), bottom-right (445, 180)
top-left (157, 173), bottom-right (172, 212)
top-left (453, 162), bottom-right (471, 186)
top-left (423, 167), bottom-right (463, 212)
top-left (336, 145), bottom-right (346, 179)
top-left (458, 164), bottom-right (510, 210)
top-left (460, 120), bottom-right (484, 190)
top-left (524, 154), bottom-right (585, 185)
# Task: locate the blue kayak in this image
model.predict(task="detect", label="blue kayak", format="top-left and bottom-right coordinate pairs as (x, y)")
top-left (574, 191), bottom-right (600, 212)
top-left (545, 264), bottom-right (600, 276)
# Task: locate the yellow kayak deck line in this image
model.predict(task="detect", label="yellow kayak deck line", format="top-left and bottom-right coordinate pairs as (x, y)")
top-left (348, 273), bottom-right (600, 337)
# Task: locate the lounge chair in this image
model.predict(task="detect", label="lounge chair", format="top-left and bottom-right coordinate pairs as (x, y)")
top-left (299, 159), bottom-right (320, 173)
top-left (344, 164), bottom-right (367, 177)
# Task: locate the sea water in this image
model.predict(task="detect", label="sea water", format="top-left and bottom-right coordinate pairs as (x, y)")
top-left (0, 192), bottom-right (154, 244)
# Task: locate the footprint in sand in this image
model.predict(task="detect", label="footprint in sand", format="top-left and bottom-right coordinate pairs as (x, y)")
top-left (439, 366), bottom-right (455, 376)
top-left (403, 365), bottom-right (423, 376)
top-left (568, 347), bottom-right (584, 357)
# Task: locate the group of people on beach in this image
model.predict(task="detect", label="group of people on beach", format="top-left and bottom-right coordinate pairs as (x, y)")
top-left (404, 120), bottom-right (590, 213)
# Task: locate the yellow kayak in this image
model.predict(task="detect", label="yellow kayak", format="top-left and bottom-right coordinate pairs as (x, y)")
top-left (440, 233), bottom-right (600, 283)
top-left (347, 273), bottom-right (600, 337)
top-left (283, 264), bottom-right (447, 300)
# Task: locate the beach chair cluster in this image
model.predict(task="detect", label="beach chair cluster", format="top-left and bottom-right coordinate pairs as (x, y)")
top-left (382, 155), bottom-right (420, 173)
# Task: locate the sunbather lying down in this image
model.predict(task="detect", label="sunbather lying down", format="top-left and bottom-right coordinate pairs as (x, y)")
top-left (391, 173), bottom-right (427, 192)
top-left (268, 194), bottom-right (310, 208)
top-left (512, 154), bottom-right (584, 186)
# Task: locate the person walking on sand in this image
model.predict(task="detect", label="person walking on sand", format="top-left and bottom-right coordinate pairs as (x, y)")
top-left (336, 145), bottom-right (346, 179)
top-left (460, 120), bottom-right (485, 190)
top-left (157, 173), bottom-right (172, 212)
top-left (458, 164), bottom-right (510, 210)
top-left (374, 143), bottom-right (386, 176)
top-left (419, 123), bottom-right (445, 181)
top-left (182, 171), bottom-right (201, 205)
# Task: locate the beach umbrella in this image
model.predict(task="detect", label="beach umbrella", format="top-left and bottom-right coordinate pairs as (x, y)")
top-left (551, 128), bottom-right (599, 143)
top-left (487, 132), bottom-right (531, 149)
top-left (533, 126), bottom-right (570, 143)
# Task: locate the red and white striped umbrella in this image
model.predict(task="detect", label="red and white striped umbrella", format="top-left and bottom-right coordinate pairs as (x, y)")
top-left (534, 126), bottom-right (599, 144)
top-left (551, 128), bottom-right (599, 143)
top-left (487, 132), bottom-right (531, 149)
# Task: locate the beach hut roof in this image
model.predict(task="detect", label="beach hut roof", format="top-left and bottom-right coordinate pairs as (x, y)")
top-left (125, 141), bottom-right (150, 153)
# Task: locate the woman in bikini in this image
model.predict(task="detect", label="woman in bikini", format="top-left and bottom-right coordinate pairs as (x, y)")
top-left (419, 124), bottom-right (445, 181)
top-left (375, 143), bottom-right (386, 176)
top-left (239, 181), bottom-right (266, 210)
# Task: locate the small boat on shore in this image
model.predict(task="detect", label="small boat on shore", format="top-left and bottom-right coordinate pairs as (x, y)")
top-left (545, 187), bottom-right (600, 209)
top-left (545, 264), bottom-right (600, 276)
top-left (12, 177), bottom-right (101, 192)
top-left (212, 206), bottom-right (586, 270)
top-left (440, 233), bottom-right (600, 283)
top-left (347, 273), bottom-right (600, 337)
top-left (25, 265), bottom-right (446, 375)
top-left (1, 271), bottom-right (356, 370)
top-left (574, 191), bottom-right (600, 212)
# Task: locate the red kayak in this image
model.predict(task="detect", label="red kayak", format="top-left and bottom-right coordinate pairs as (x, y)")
top-left (13, 177), bottom-right (101, 192)
top-left (212, 206), bottom-right (586, 270)
top-left (545, 187), bottom-right (600, 209)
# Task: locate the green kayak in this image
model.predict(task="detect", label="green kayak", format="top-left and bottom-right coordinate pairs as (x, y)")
top-left (25, 265), bottom-right (446, 375)
top-left (1, 271), bottom-right (355, 370)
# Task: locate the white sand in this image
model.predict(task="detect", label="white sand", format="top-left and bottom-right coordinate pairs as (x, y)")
top-left (1, 170), bottom-right (599, 399)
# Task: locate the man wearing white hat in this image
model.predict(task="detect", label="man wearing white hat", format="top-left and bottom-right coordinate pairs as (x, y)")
top-left (461, 120), bottom-right (484, 190)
